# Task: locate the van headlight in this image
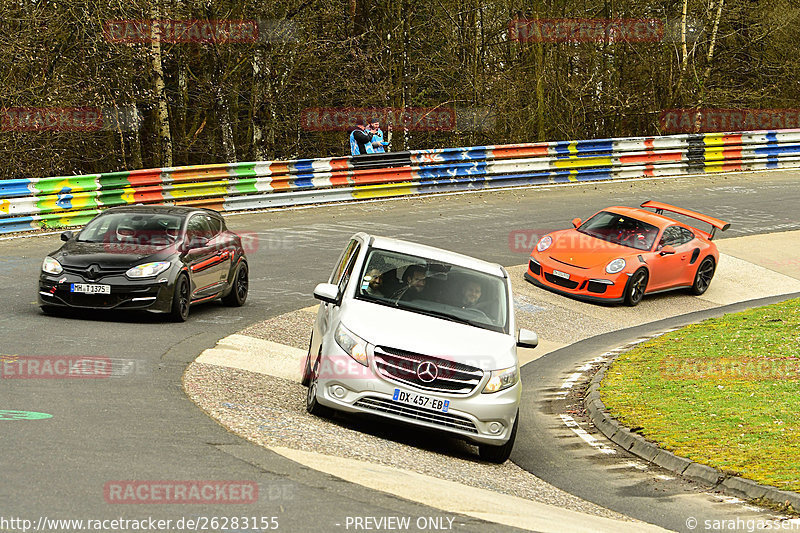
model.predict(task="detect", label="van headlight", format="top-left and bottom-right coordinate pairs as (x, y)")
top-left (125, 261), bottom-right (171, 279)
top-left (605, 258), bottom-right (626, 274)
top-left (334, 323), bottom-right (368, 366)
top-left (42, 256), bottom-right (63, 275)
top-left (482, 365), bottom-right (519, 393)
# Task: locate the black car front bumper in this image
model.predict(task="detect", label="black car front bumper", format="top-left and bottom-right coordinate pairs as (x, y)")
top-left (38, 273), bottom-right (174, 313)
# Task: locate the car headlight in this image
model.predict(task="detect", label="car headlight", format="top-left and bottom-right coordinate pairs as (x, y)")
top-left (482, 365), bottom-right (519, 393)
top-left (125, 261), bottom-right (171, 279)
top-left (536, 235), bottom-right (553, 252)
top-left (605, 258), bottom-right (626, 274)
top-left (42, 256), bottom-right (63, 275)
top-left (334, 323), bottom-right (368, 366)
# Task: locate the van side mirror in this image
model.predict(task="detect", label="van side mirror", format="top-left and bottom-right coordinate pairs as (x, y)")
top-left (313, 283), bottom-right (341, 305)
top-left (517, 329), bottom-right (538, 348)
top-left (61, 231), bottom-right (74, 242)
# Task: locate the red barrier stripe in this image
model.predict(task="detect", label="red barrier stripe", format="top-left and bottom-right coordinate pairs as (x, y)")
top-left (491, 146), bottom-right (550, 159)
top-left (126, 169), bottom-right (163, 187)
top-left (329, 159), bottom-right (352, 171)
top-left (350, 168), bottom-right (414, 185)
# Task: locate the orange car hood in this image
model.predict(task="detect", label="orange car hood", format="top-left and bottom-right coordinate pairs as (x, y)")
top-left (546, 230), bottom-right (638, 269)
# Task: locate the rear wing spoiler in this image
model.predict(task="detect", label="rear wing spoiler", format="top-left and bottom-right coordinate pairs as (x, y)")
top-left (640, 200), bottom-right (731, 240)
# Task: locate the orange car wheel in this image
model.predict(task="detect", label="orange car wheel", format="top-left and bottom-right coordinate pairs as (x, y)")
top-left (624, 268), bottom-right (648, 306)
top-left (690, 257), bottom-right (716, 295)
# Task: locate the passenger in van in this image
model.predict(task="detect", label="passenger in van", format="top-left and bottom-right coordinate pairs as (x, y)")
top-left (362, 268), bottom-right (385, 297)
top-left (459, 279), bottom-right (482, 308)
top-left (392, 264), bottom-right (427, 301)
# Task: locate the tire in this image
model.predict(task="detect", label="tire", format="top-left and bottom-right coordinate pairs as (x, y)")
top-left (479, 410), bottom-right (519, 464)
top-left (300, 336), bottom-right (314, 387)
top-left (170, 274), bottom-right (191, 322)
top-left (222, 261), bottom-right (248, 307)
top-left (623, 268), bottom-right (648, 307)
top-left (690, 257), bottom-right (716, 295)
top-left (306, 353), bottom-right (333, 418)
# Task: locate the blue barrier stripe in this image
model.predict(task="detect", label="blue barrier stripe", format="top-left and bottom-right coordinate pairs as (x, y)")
top-left (754, 144), bottom-right (800, 155)
top-left (292, 176), bottom-right (315, 189)
top-left (292, 160), bottom-right (316, 172)
top-left (0, 180), bottom-right (34, 198)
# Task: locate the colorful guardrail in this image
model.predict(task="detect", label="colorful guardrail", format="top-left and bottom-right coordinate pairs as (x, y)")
top-left (2, 129), bottom-right (800, 234)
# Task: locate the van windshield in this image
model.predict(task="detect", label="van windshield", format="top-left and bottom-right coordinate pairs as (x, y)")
top-left (356, 248), bottom-right (509, 334)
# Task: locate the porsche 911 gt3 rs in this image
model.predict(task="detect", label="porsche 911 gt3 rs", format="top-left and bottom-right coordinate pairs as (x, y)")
top-left (524, 201), bottom-right (730, 305)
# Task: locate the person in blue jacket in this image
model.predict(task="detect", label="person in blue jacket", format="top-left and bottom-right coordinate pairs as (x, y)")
top-left (368, 118), bottom-right (389, 153)
top-left (349, 118), bottom-right (374, 155)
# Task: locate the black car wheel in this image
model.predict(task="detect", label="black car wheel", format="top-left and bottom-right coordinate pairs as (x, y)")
top-left (690, 257), bottom-right (716, 295)
top-left (624, 268), bottom-right (648, 306)
top-left (478, 410), bottom-right (518, 464)
top-left (301, 335), bottom-right (314, 387)
top-left (222, 262), bottom-right (248, 307)
top-left (306, 353), bottom-right (333, 418)
top-left (170, 274), bottom-right (190, 322)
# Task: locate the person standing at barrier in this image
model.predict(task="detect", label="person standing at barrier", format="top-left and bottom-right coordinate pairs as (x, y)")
top-left (368, 118), bottom-right (388, 153)
top-left (349, 118), bottom-right (374, 156)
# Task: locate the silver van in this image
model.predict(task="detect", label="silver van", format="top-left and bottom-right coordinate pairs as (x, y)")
top-left (302, 233), bottom-right (538, 463)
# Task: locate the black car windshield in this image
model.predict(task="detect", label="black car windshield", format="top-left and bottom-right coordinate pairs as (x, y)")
top-left (577, 211), bottom-right (659, 251)
top-left (77, 212), bottom-right (183, 246)
top-left (355, 248), bottom-right (509, 334)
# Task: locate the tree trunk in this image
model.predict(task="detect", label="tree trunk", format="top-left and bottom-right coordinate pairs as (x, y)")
top-left (149, 3), bottom-right (173, 167)
top-left (215, 85), bottom-right (237, 163)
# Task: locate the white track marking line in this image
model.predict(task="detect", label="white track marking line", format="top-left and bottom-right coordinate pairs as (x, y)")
top-left (559, 414), bottom-right (617, 455)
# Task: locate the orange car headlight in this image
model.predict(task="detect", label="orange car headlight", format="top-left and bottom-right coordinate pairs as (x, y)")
top-left (605, 258), bottom-right (626, 274)
top-left (536, 235), bottom-right (552, 252)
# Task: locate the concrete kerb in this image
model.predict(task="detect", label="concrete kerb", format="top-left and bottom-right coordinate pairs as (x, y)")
top-left (585, 333), bottom-right (800, 512)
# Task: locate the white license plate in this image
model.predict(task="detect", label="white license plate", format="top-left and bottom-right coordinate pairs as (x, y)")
top-left (70, 284), bottom-right (111, 294)
top-left (392, 388), bottom-right (449, 412)
top-left (552, 269), bottom-right (570, 280)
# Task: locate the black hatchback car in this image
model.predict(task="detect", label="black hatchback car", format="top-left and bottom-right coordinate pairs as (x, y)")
top-left (39, 206), bottom-right (249, 321)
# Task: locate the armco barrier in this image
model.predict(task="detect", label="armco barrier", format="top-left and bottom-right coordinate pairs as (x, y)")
top-left (2, 129), bottom-right (800, 234)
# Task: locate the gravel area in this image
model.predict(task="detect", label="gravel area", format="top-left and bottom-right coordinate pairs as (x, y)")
top-left (240, 307), bottom-right (316, 350)
top-left (183, 362), bottom-right (634, 521)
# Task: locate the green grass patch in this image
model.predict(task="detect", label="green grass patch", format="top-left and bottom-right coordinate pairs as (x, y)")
top-left (600, 298), bottom-right (800, 492)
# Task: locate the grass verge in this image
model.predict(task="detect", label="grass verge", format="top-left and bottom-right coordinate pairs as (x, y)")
top-left (600, 298), bottom-right (800, 492)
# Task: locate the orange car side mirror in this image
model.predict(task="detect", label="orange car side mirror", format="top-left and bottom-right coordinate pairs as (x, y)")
top-left (659, 245), bottom-right (676, 256)
top-left (571, 218), bottom-right (582, 228)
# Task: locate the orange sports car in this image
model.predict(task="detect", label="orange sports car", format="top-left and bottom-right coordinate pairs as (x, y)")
top-left (524, 201), bottom-right (730, 306)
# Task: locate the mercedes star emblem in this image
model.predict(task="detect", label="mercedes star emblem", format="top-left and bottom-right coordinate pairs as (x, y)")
top-left (416, 361), bottom-right (439, 383)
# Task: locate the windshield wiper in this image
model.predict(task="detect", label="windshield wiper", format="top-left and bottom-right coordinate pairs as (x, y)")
top-left (402, 306), bottom-right (503, 332)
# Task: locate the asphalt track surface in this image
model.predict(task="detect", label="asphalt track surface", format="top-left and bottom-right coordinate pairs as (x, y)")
top-left (2, 170), bottom-right (800, 531)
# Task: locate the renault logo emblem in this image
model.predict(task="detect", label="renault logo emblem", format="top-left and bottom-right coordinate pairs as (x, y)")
top-left (86, 264), bottom-right (100, 279)
top-left (416, 361), bottom-right (438, 383)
